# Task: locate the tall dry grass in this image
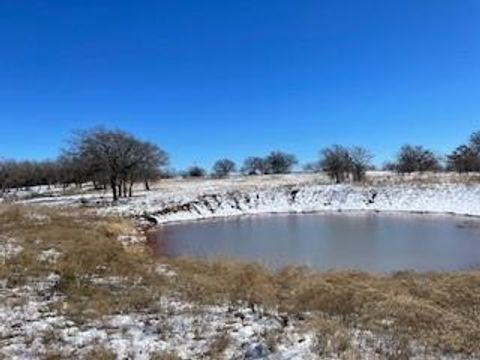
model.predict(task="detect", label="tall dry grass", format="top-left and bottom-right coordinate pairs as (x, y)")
top-left (169, 259), bottom-right (480, 355)
top-left (0, 204), bottom-right (165, 320)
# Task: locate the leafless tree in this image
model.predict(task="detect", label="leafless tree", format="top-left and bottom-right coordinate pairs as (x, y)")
top-left (66, 128), bottom-right (168, 200)
top-left (1, 128), bottom-right (168, 200)
top-left (56, 154), bottom-right (91, 188)
top-left (0, 159), bottom-right (60, 192)
top-left (241, 156), bottom-right (268, 175)
top-left (393, 145), bottom-right (442, 173)
top-left (264, 151), bottom-right (297, 174)
top-left (135, 141), bottom-right (169, 191)
top-left (446, 130), bottom-right (480, 173)
top-left (319, 145), bottom-right (351, 183)
top-left (349, 146), bottom-right (373, 182)
top-left (67, 129), bottom-right (132, 200)
top-left (0, 160), bottom-right (10, 193)
top-left (447, 145), bottom-right (480, 172)
top-left (212, 159), bottom-right (236, 178)
top-left (469, 131), bottom-right (480, 154)
top-left (318, 145), bottom-right (373, 182)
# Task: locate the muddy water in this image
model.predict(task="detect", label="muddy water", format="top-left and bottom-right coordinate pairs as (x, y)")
top-left (149, 213), bottom-right (480, 272)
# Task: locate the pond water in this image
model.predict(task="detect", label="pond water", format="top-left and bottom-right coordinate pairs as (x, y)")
top-left (149, 213), bottom-right (480, 272)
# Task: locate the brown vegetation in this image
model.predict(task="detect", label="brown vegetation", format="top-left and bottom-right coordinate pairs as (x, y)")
top-left (0, 204), bottom-right (165, 320)
top-left (168, 260), bottom-right (480, 355)
top-left (1, 204), bottom-right (480, 358)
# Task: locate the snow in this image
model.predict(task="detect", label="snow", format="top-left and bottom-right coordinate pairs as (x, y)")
top-left (117, 234), bottom-right (146, 246)
top-left (139, 182), bottom-right (480, 225)
top-left (98, 183), bottom-right (480, 224)
top-left (17, 173), bottom-right (480, 225)
top-left (0, 236), bottom-right (23, 261)
top-left (0, 273), bottom-right (322, 360)
top-left (155, 264), bottom-right (176, 277)
top-left (1, 273), bottom-right (474, 359)
top-left (38, 248), bottom-right (62, 263)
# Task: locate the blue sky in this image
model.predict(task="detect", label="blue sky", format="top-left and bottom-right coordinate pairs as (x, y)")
top-left (0, 0), bottom-right (479, 170)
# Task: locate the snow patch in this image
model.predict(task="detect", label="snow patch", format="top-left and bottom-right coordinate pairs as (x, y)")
top-left (0, 237), bottom-right (23, 261)
top-left (38, 248), bottom-right (62, 263)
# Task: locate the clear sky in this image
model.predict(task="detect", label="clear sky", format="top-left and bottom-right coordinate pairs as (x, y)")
top-left (1, 0), bottom-right (479, 170)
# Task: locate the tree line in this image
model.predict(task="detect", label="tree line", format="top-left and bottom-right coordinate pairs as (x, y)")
top-left (0, 128), bottom-right (168, 201)
top-left (2, 128), bottom-right (480, 199)
top-left (177, 151), bottom-right (298, 179)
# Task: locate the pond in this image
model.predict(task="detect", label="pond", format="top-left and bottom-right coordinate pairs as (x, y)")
top-left (149, 213), bottom-right (480, 272)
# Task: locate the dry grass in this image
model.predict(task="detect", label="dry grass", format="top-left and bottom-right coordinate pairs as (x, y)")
top-left (2, 203), bottom-right (480, 357)
top-left (0, 204), bottom-right (165, 320)
top-left (310, 317), bottom-right (352, 356)
top-left (83, 346), bottom-right (116, 360)
top-left (169, 260), bottom-right (480, 355)
top-left (204, 332), bottom-right (231, 359)
top-left (365, 171), bottom-right (480, 186)
top-left (149, 353), bottom-right (182, 360)
top-left (169, 258), bottom-right (278, 308)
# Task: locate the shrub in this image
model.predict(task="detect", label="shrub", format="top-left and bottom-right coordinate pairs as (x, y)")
top-left (185, 166), bottom-right (207, 178)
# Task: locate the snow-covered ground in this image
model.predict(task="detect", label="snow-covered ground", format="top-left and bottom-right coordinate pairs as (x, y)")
top-left (2, 271), bottom-right (475, 360)
top-left (0, 276), bottom-right (317, 359)
top-left (2, 266), bottom-right (477, 359)
top-left (0, 236), bottom-right (23, 261)
top-left (17, 173), bottom-right (480, 224)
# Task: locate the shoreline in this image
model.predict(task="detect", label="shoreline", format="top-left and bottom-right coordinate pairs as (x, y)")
top-left (12, 173), bottom-right (480, 224)
top-left (145, 207), bottom-right (480, 228)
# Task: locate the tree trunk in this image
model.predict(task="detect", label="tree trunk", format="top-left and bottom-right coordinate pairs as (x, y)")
top-left (110, 178), bottom-right (118, 201)
top-left (144, 178), bottom-right (150, 191)
top-left (129, 182), bottom-right (134, 197)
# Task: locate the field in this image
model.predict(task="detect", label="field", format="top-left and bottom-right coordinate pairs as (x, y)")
top-left (1, 173), bottom-right (480, 359)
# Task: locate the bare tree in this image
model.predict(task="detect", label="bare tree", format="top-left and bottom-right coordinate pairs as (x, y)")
top-left (69, 129), bottom-right (133, 200)
top-left (136, 141), bottom-right (169, 191)
top-left (447, 145), bottom-right (480, 172)
top-left (66, 128), bottom-right (168, 200)
top-left (57, 154), bottom-right (92, 189)
top-left (1, 128), bottom-right (169, 200)
top-left (446, 130), bottom-right (480, 173)
top-left (264, 151), bottom-right (297, 174)
top-left (469, 131), bottom-right (480, 154)
top-left (393, 145), bottom-right (442, 173)
top-left (0, 159), bottom-right (61, 192)
top-left (241, 157), bottom-right (268, 175)
top-left (349, 146), bottom-right (373, 182)
top-left (0, 159), bottom-right (10, 194)
top-left (212, 159), bottom-right (236, 178)
top-left (319, 145), bottom-right (351, 183)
